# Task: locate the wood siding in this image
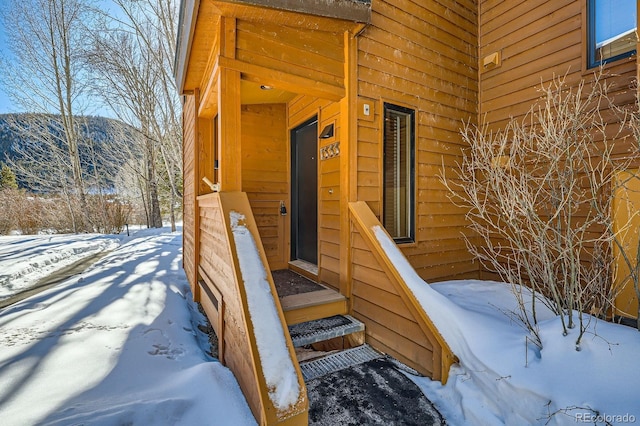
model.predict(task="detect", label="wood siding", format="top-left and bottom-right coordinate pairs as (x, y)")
top-left (349, 201), bottom-right (456, 381)
top-left (351, 231), bottom-right (438, 374)
top-left (198, 193), bottom-right (264, 420)
top-left (241, 103), bottom-right (289, 270)
top-left (478, 0), bottom-right (637, 280)
top-left (479, 0), bottom-right (636, 128)
top-left (357, 0), bottom-right (480, 282)
top-left (182, 95), bottom-right (197, 292)
top-left (318, 102), bottom-right (342, 290)
top-left (198, 193), bottom-right (307, 424)
top-left (235, 20), bottom-right (345, 92)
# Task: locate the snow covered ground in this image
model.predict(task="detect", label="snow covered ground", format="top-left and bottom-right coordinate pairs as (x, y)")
top-left (0, 233), bottom-right (121, 301)
top-left (1, 226), bottom-right (639, 425)
top-left (0, 226), bottom-right (256, 425)
top-left (375, 226), bottom-right (640, 426)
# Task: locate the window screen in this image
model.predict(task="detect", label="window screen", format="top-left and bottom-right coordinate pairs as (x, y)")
top-left (383, 103), bottom-right (415, 243)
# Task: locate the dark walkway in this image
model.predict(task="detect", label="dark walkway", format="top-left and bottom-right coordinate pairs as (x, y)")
top-left (271, 269), bottom-right (324, 297)
top-left (0, 250), bottom-right (111, 310)
top-left (307, 357), bottom-right (445, 425)
top-left (262, 269), bottom-right (447, 424)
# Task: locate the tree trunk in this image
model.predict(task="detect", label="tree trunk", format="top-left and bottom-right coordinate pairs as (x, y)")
top-left (146, 139), bottom-right (162, 228)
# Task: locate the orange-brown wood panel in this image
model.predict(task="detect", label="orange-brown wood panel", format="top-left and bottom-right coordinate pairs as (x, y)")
top-left (182, 95), bottom-right (197, 293)
top-left (319, 268), bottom-right (340, 291)
top-left (217, 67), bottom-right (242, 191)
top-left (352, 272), bottom-right (438, 376)
top-left (478, 0), bottom-right (637, 281)
top-left (241, 103), bottom-right (289, 270)
top-left (319, 122), bottom-right (341, 289)
top-left (352, 280), bottom-right (411, 321)
top-left (288, 95), bottom-right (330, 127)
top-left (349, 201), bottom-right (458, 382)
top-left (353, 297), bottom-right (434, 352)
top-left (197, 195), bottom-right (261, 420)
top-left (356, 0), bottom-right (479, 282)
top-left (198, 192), bottom-right (308, 424)
top-left (236, 20), bottom-right (345, 90)
top-left (197, 117), bottom-right (215, 195)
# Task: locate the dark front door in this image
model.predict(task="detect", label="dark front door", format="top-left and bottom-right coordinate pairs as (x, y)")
top-left (291, 117), bottom-right (318, 265)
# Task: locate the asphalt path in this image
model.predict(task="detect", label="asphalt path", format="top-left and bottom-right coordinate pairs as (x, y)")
top-left (0, 250), bottom-right (111, 310)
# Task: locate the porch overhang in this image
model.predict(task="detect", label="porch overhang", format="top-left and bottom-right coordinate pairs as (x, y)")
top-left (213, 0), bottom-right (371, 23)
top-left (174, 0), bottom-right (371, 95)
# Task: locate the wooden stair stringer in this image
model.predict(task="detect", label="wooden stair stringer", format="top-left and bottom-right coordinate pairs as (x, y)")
top-left (348, 201), bottom-right (458, 384)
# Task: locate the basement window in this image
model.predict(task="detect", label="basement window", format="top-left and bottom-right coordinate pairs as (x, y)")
top-left (383, 103), bottom-right (415, 243)
top-left (587, 0), bottom-right (637, 68)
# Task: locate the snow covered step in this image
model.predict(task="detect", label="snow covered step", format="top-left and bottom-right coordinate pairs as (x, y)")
top-left (288, 315), bottom-right (364, 348)
top-left (299, 344), bottom-right (383, 381)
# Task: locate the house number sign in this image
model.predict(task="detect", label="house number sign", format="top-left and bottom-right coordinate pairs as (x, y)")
top-left (320, 142), bottom-right (340, 160)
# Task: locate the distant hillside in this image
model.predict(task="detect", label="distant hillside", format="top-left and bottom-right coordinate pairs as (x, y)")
top-left (0, 113), bottom-right (135, 191)
top-left (0, 113), bottom-right (126, 159)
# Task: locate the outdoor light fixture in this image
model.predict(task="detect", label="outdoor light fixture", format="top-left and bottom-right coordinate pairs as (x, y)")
top-left (319, 123), bottom-right (334, 139)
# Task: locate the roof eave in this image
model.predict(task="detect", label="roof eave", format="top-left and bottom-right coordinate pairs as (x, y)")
top-left (215, 0), bottom-right (371, 24)
top-left (174, 0), bottom-right (200, 95)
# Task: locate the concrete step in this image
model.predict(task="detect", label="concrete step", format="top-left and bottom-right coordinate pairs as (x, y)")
top-left (288, 315), bottom-right (364, 348)
top-left (299, 344), bottom-right (383, 381)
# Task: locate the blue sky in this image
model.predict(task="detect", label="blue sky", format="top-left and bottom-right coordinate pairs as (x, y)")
top-left (0, 11), bottom-right (12, 115)
top-left (0, 0), bottom-right (120, 116)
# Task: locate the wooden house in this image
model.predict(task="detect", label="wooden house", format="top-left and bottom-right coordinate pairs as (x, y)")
top-left (174, 0), bottom-right (638, 423)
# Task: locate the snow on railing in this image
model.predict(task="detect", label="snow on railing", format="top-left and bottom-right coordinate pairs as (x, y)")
top-left (229, 211), bottom-right (302, 413)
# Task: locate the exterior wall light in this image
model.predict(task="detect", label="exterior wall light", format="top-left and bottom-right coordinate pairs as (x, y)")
top-left (319, 123), bottom-right (334, 139)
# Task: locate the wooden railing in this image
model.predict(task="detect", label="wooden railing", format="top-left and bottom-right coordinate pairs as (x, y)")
top-left (197, 192), bottom-right (307, 425)
top-left (348, 201), bottom-right (457, 383)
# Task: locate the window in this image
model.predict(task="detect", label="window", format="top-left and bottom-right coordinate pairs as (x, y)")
top-left (383, 103), bottom-right (415, 243)
top-left (587, 0), bottom-right (637, 68)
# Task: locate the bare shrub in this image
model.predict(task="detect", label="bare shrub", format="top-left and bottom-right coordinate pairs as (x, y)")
top-left (85, 195), bottom-right (131, 234)
top-left (442, 71), bottom-right (640, 346)
top-left (0, 189), bottom-right (20, 234)
top-left (0, 190), bottom-right (131, 235)
top-left (14, 194), bottom-right (45, 234)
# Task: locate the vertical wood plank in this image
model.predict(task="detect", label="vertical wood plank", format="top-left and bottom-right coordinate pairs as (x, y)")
top-left (217, 66), bottom-right (242, 191)
top-left (340, 29), bottom-right (358, 301)
top-left (192, 90), bottom-right (202, 302)
top-left (198, 116), bottom-right (214, 195)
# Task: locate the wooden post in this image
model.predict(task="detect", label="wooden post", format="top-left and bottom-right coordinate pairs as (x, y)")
top-left (339, 29), bottom-right (359, 302)
top-left (217, 18), bottom-right (242, 192)
top-left (217, 67), bottom-right (242, 192)
top-left (193, 89), bottom-right (202, 302)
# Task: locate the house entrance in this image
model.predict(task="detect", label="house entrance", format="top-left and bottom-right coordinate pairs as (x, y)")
top-left (291, 117), bottom-right (318, 266)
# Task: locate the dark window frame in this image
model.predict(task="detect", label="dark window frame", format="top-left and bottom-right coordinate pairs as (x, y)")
top-left (382, 102), bottom-right (416, 244)
top-left (587, 0), bottom-right (637, 69)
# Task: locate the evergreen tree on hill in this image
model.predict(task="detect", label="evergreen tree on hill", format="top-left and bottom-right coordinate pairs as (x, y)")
top-left (0, 162), bottom-right (18, 190)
